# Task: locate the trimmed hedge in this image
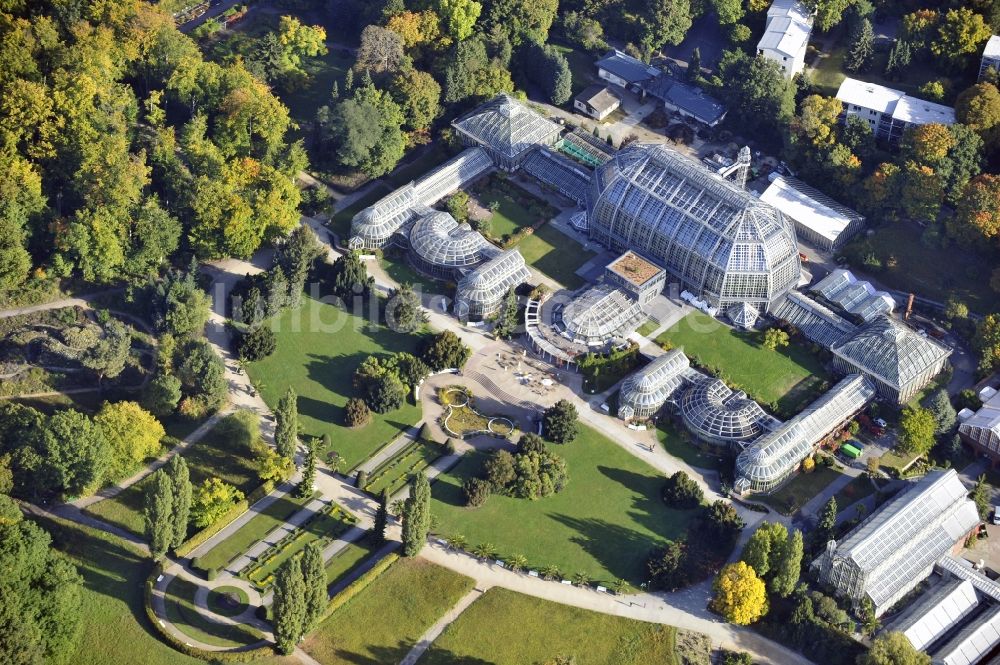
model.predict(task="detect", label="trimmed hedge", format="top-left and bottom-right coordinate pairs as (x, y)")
top-left (142, 566), bottom-right (275, 661)
top-left (318, 552), bottom-right (399, 622)
top-left (175, 480), bottom-right (276, 558)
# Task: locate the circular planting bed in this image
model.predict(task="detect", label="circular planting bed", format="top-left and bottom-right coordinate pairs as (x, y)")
top-left (441, 387), bottom-right (470, 408)
top-left (488, 417), bottom-right (515, 436)
top-left (206, 586), bottom-right (250, 618)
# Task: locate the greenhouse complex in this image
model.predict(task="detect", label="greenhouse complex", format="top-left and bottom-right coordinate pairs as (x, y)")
top-left (345, 93), bottom-right (954, 499)
top-left (813, 469), bottom-right (980, 617)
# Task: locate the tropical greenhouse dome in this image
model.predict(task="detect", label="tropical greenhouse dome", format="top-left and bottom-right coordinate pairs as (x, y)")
top-left (618, 348), bottom-right (692, 419)
top-left (454, 249), bottom-right (531, 320)
top-left (679, 378), bottom-right (771, 447)
top-left (407, 211), bottom-right (500, 280)
top-left (558, 284), bottom-right (644, 346)
top-left (586, 143), bottom-right (801, 311)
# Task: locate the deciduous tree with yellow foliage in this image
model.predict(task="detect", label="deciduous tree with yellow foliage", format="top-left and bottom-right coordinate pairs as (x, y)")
top-left (711, 561), bottom-right (768, 625)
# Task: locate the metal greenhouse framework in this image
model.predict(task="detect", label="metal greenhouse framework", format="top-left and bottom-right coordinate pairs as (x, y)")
top-left (679, 377), bottom-right (772, 447)
top-left (407, 211), bottom-right (500, 280)
top-left (454, 249), bottom-right (531, 320)
top-left (618, 349), bottom-right (692, 419)
top-left (557, 284), bottom-right (644, 346)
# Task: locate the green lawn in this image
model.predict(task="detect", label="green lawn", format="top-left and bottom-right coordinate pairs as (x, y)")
top-left (431, 424), bottom-right (699, 585)
top-left (762, 466), bottom-right (844, 515)
top-left (515, 223), bottom-right (596, 290)
top-left (164, 576), bottom-right (263, 648)
top-left (842, 223), bottom-right (1000, 315)
top-left (832, 474), bottom-right (877, 511)
top-left (637, 318), bottom-right (660, 338)
top-left (364, 438), bottom-right (446, 496)
top-left (380, 253), bottom-right (441, 294)
top-left (328, 184), bottom-right (391, 239)
top-left (655, 312), bottom-right (831, 417)
top-left (482, 189), bottom-right (538, 239)
top-left (302, 558), bottom-right (475, 664)
top-left (425, 588), bottom-right (697, 665)
top-left (658, 422), bottom-right (728, 472)
top-left (84, 411), bottom-right (265, 537)
top-left (195, 491), bottom-right (317, 573)
top-left (246, 295), bottom-right (425, 469)
top-left (40, 515), bottom-right (292, 665)
top-left (808, 44), bottom-right (945, 98)
top-left (324, 536), bottom-right (380, 585)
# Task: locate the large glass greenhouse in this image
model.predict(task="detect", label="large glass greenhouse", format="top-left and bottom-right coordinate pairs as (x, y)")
top-left (454, 249), bottom-right (531, 320)
top-left (407, 211), bottom-right (500, 280)
top-left (586, 143), bottom-right (801, 311)
top-left (349, 147), bottom-right (494, 250)
top-left (831, 316), bottom-right (951, 405)
top-left (771, 291), bottom-right (857, 348)
top-left (813, 269), bottom-right (895, 323)
top-left (452, 94), bottom-right (562, 171)
top-left (734, 374), bottom-right (876, 494)
top-left (813, 469), bottom-right (981, 616)
top-left (679, 378), bottom-right (772, 447)
top-left (557, 284), bottom-right (644, 346)
top-left (618, 348), bottom-right (692, 419)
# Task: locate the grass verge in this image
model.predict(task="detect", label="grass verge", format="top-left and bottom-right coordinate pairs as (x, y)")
top-left (163, 576), bottom-right (262, 648)
top-left (431, 424), bottom-right (699, 585)
top-left (425, 587), bottom-right (701, 665)
top-left (762, 466), bottom-right (844, 515)
top-left (301, 558), bottom-right (475, 664)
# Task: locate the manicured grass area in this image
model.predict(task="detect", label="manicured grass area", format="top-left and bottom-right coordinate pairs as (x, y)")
top-left (244, 503), bottom-right (357, 589)
top-left (364, 438), bottom-right (446, 496)
top-left (762, 466), bottom-right (844, 515)
top-left (425, 588), bottom-right (695, 665)
top-left (655, 311), bottom-right (831, 416)
top-left (431, 424), bottom-right (699, 585)
top-left (842, 222), bottom-right (1000, 314)
top-left (84, 412), bottom-right (265, 537)
top-left (514, 223), bottom-right (596, 290)
top-left (246, 293), bottom-right (426, 469)
top-left (480, 188), bottom-right (538, 239)
top-left (832, 474), bottom-right (877, 510)
top-left (206, 586), bottom-right (249, 618)
top-left (324, 536), bottom-right (380, 585)
top-left (379, 253), bottom-right (440, 294)
top-left (164, 576), bottom-right (262, 648)
top-left (880, 448), bottom-right (923, 474)
top-left (658, 422), bottom-right (728, 472)
top-left (302, 558), bottom-right (475, 664)
top-left (195, 491), bottom-right (316, 573)
top-left (327, 184), bottom-right (391, 239)
top-left (40, 516), bottom-right (204, 665)
top-left (637, 318), bottom-right (660, 338)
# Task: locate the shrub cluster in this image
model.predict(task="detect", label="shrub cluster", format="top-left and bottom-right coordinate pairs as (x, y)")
top-left (646, 501), bottom-right (744, 591)
top-left (462, 434), bottom-right (568, 505)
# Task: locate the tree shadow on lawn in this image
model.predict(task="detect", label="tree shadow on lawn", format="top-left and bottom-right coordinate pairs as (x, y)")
top-left (596, 466), bottom-right (694, 541)
top-left (304, 351), bottom-right (370, 397)
top-left (547, 513), bottom-right (663, 584)
top-left (297, 394), bottom-right (345, 428)
top-left (329, 643), bottom-right (495, 665)
top-left (430, 453), bottom-right (486, 508)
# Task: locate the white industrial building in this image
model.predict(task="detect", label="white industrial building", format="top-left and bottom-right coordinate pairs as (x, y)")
top-left (813, 469), bottom-right (981, 617)
top-left (757, 0), bottom-right (814, 78)
top-left (981, 35), bottom-right (1000, 82)
top-left (836, 77), bottom-right (956, 142)
top-left (759, 174), bottom-right (865, 252)
top-left (959, 384), bottom-right (1000, 465)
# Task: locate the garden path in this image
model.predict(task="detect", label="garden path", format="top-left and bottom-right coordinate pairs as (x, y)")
top-left (398, 586), bottom-right (488, 665)
top-left (356, 425), bottom-right (420, 475)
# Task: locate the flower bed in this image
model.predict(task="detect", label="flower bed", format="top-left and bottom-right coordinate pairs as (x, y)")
top-left (438, 387), bottom-right (515, 439)
top-left (364, 439), bottom-right (444, 496)
top-left (243, 503), bottom-right (357, 590)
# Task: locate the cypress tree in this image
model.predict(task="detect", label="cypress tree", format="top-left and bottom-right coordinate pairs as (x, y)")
top-left (273, 558), bottom-right (307, 654)
top-left (344, 67), bottom-right (354, 91)
top-left (168, 455), bottom-right (192, 550)
top-left (144, 470), bottom-right (174, 559)
top-left (401, 472), bottom-right (431, 556)
top-left (816, 497), bottom-right (837, 544)
top-left (296, 441), bottom-right (316, 499)
top-left (330, 80), bottom-right (339, 100)
top-left (687, 47), bottom-right (701, 81)
top-left (374, 488), bottom-right (389, 543)
top-left (276, 387), bottom-right (298, 459)
top-left (301, 542), bottom-right (327, 629)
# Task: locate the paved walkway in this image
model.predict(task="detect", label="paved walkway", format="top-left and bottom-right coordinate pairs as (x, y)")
top-left (399, 586), bottom-right (487, 665)
top-left (356, 425), bottom-right (420, 474)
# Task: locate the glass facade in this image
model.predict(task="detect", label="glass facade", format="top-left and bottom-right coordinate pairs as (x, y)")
top-left (452, 94), bottom-right (562, 171)
top-left (587, 144), bottom-right (801, 311)
top-left (454, 249), bottom-right (531, 320)
top-left (679, 377), bottom-right (770, 447)
top-left (735, 374), bottom-right (876, 494)
top-left (557, 284), bottom-right (644, 346)
top-left (407, 211), bottom-right (500, 280)
top-left (618, 349), bottom-right (691, 419)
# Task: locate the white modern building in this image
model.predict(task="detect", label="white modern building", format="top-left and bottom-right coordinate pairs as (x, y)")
top-left (836, 77), bottom-right (956, 142)
top-left (813, 469), bottom-right (981, 616)
top-left (759, 174), bottom-right (865, 252)
top-left (757, 0), bottom-right (814, 78)
top-left (959, 384), bottom-right (1000, 465)
top-left (980, 35), bottom-right (1000, 82)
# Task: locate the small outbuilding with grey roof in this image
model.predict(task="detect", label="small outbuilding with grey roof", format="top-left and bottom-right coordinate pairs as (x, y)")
top-left (574, 85), bottom-right (621, 121)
